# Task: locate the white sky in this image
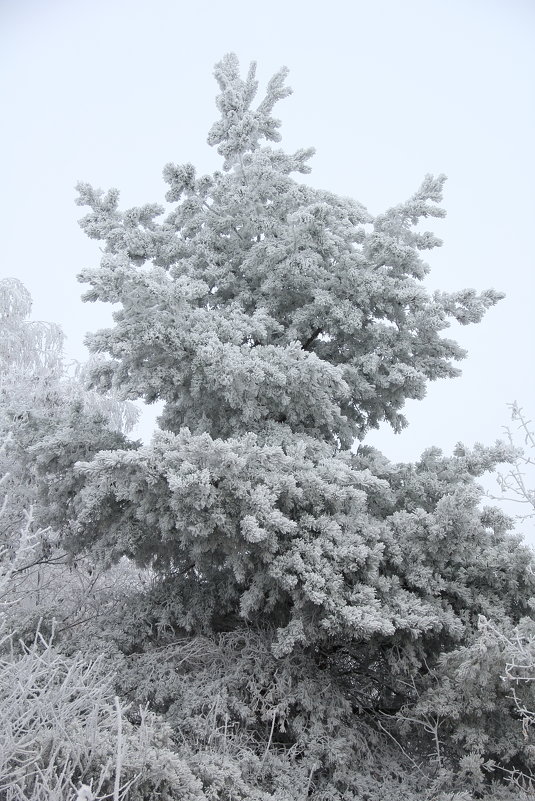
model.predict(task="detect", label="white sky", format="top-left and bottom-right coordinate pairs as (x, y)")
top-left (1, 0), bottom-right (534, 538)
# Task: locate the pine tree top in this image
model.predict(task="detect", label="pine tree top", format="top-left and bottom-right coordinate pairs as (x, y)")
top-left (76, 55), bottom-right (502, 448)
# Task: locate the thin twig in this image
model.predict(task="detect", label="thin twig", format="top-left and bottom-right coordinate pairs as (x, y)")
top-left (113, 696), bottom-right (123, 801)
top-left (259, 709), bottom-right (277, 770)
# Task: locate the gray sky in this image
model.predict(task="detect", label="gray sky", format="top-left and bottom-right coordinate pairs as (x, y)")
top-left (2, 0), bottom-right (534, 537)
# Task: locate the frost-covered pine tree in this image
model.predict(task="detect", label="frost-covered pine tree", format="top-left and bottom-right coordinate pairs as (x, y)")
top-left (70, 55), bottom-right (535, 794)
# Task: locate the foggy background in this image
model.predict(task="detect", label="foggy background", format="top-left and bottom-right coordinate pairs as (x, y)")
top-left (1, 0), bottom-right (534, 540)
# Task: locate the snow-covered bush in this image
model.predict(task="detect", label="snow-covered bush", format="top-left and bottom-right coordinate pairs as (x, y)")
top-left (0, 628), bottom-right (206, 801)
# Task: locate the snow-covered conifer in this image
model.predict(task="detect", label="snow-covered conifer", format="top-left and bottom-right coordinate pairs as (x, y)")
top-left (70, 56), bottom-right (535, 795)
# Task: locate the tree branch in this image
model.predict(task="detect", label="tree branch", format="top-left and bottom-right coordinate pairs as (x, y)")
top-left (302, 328), bottom-right (322, 351)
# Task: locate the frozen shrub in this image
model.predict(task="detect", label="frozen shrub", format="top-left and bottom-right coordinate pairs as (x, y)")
top-left (0, 630), bottom-right (205, 801)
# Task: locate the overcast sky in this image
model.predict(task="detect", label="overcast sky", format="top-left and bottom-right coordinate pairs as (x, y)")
top-left (1, 0), bottom-right (534, 537)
